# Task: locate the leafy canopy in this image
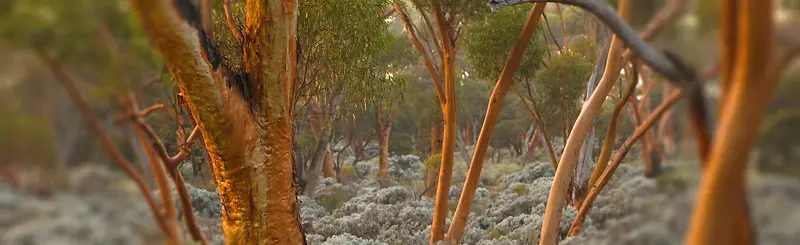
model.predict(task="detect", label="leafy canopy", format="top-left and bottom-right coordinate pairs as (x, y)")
top-left (463, 4), bottom-right (547, 81)
top-left (534, 35), bottom-right (596, 127)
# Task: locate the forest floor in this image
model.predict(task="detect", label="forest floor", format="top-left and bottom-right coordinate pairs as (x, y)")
top-left (2, 154), bottom-right (800, 245)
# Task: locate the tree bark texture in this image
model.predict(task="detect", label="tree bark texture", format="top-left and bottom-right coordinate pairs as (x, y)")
top-left (130, 0), bottom-right (306, 243)
top-left (572, 41), bottom-right (609, 207)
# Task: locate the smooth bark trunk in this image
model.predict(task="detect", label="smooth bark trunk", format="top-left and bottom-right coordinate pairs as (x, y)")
top-left (572, 45), bottom-right (608, 206)
top-left (686, 1), bottom-right (774, 243)
top-left (539, 0), bottom-right (629, 243)
top-left (445, 4), bottom-right (546, 243)
top-left (376, 105), bottom-right (396, 177)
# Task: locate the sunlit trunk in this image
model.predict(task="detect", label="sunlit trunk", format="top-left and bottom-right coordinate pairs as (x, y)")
top-left (572, 46), bottom-right (608, 207)
top-left (376, 105), bottom-right (395, 177)
top-left (539, 0), bottom-right (630, 243)
top-left (322, 147), bottom-right (336, 179)
top-left (446, 4), bottom-right (546, 243)
top-left (687, 1), bottom-right (773, 244)
top-left (131, 0), bottom-right (305, 243)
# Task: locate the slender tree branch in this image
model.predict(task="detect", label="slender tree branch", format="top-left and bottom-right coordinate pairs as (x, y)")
top-left (513, 86), bottom-right (559, 169)
top-left (542, 14), bottom-right (563, 51)
top-left (569, 89), bottom-right (684, 235)
top-left (420, 11), bottom-right (445, 65)
top-left (38, 51), bottom-right (175, 241)
top-left (555, 4), bottom-right (568, 47)
top-left (224, 0), bottom-right (243, 42)
top-left (124, 92), bottom-right (206, 245)
top-left (115, 104), bottom-right (168, 124)
top-left (491, 0), bottom-right (694, 84)
top-left (393, 3), bottom-right (446, 104)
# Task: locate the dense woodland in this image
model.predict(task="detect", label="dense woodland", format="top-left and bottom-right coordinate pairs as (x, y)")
top-left (2, 0), bottom-right (800, 244)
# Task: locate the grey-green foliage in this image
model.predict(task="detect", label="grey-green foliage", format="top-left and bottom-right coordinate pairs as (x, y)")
top-left (407, 0), bottom-right (488, 24)
top-left (534, 35), bottom-right (596, 130)
top-left (463, 4), bottom-right (547, 81)
top-left (298, 0), bottom-right (391, 108)
top-left (1, 0), bottom-right (161, 91)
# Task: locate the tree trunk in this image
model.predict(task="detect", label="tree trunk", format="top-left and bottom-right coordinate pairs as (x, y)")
top-left (687, 1), bottom-right (776, 243)
top-left (131, 0), bottom-right (305, 243)
top-left (353, 135), bottom-right (365, 159)
top-left (526, 128), bottom-right (541, 158)
top-left (302, 124), bottom-right (332, 198)
top-left (572, 45), bottom-right (608, 207)
top-left (377, 126), bottom-right (390, 176)
top-left (430, 20), bottom-right (458, 243)
top-left (539, 0), bottom-right (630, 243)
top-left (587, 64), bottom-right (638, 192)
top-left (464, 120), bottom-right (474, 146)
top-left (446, 4), bottom-right (546, 243)
top-left (376, 104), bottom-right (396, 177)
top-left (322, 147), bottom-right (336, 179)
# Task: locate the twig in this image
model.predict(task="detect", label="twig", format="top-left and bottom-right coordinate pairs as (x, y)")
top-left (125, 92), bottom-right (207, 245)
top-left (114, 104), bottom-right (167, 124)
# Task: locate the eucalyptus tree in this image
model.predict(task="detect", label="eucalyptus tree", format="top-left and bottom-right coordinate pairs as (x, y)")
top-left (295, 0), bottom-right (391, 197)
top-left (446, 3), bottom-right (549, 242)
top-left (128, 0), bottom-right (313, 242)
top-left (371, 35), bottom-right (416, 176)
top-left (390, 1), bottom-right (486, 241)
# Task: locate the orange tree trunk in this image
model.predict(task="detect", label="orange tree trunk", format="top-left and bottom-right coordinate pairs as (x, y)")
top-left (445, 4), bottom-right (546, 243)
top-left (627, 101), bottom-right (656, 175)
top-left (430, 11), bottom-right (458, 242)
top-left (130, 0), bottom-right (305, 243)
top-left (685, 1), bottom-right (773, 244)
top-left (376, 104), bottom-right (396, 177)
top-left (539, 0), bottom-right (630, 243)
top-left (526, 128), bottom-right (541, 158)
top-left (322, 148), bottom-right (336, 179)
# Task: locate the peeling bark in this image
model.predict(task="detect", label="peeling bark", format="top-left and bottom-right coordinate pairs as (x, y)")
top-left (130, 0), bottom-right (305, 243)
